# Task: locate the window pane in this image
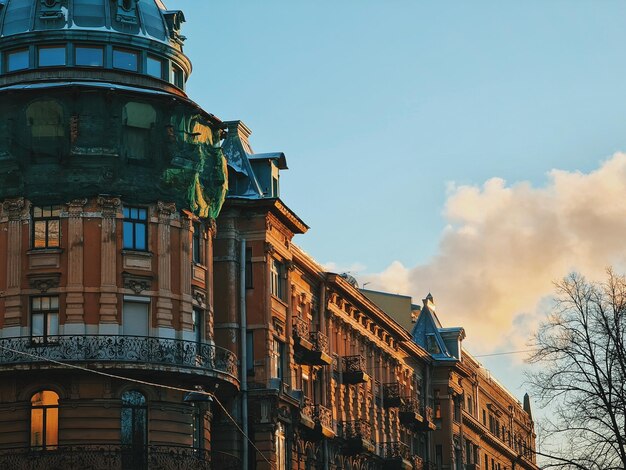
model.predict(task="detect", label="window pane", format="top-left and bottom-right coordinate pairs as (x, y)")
top-left (113, 49), bottom-right (138, 71)
top-left (47, 220), bottom-right (60, 247)
top-left (39, 47), bottom-right (66, 67)
top-left (7, 49), bottom-right (29, 72)
top-left (30, 408), bottom-right (43, 447)
top-left (32, 313), bottom-right (44, 337)
top-left (75, 46), bottom-right (103, 67)
top-left (50, 297), bottom-right (58, 309)
top-left (45, 407), bottom-right (58, 447)
top-left (33, 206), bottom-right (42, 217)
top-left (48, 313), bottom-right (59, 336)
top-left (130, 208), bottom-right (138, 219)
top-left (123, 221), bottom-right (134, 248)
top-left (34, 221), bottom-right (46, 248)
top-left (138, 209), bottom-right (147, 220)
top-left (123, 207), bottom-right (130, 218)
top-left (146, 56), bottom-right (162, 79)
top-left (134, 223), bottom-right (146, 250)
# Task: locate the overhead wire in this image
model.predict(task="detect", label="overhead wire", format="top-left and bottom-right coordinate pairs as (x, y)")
top-left (0, 343), bottom-right (275, 470)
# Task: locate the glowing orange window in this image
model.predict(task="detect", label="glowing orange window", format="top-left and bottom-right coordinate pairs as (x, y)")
top-left (30, 390), bottom-right (59, 450)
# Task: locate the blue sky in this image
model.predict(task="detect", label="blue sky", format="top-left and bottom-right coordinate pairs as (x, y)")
top-left (168, 0), bottom-right (626, 409)
top-left (173, 0), bottom-right (626, 271)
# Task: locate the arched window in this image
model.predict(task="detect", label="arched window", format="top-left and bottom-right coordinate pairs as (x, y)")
top-left (121, 390), bottom-right (147, 469)
top-left (121, 390), bottom-right (147, 447)
top-left (30, 390), bottom-right (59, 450)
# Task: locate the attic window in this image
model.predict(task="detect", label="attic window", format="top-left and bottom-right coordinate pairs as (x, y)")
top-left (425, 334), bottom-right (441, 355)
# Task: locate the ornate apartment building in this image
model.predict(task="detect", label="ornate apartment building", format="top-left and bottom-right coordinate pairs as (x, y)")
top-left (0, 1), bottom-right (539, 470)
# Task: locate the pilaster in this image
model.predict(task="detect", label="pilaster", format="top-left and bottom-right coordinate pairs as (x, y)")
top-left (156, 201), bottom-right (175, 328)
top-left (3, 198), bottom-right (26, 328)
top-left (97, 195), bottom-right (120, 323)
top-left (65, 198), bottom-right (87, 328)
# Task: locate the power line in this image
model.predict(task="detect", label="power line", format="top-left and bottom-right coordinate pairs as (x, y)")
top-left (472, 349), bottom-right (536, 358)
top-left (0, 344), bottom-right (274, 470)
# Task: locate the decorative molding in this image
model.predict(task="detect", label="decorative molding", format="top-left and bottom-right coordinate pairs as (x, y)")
top-left (193, 289), bottom-right (207, 307)
top-left (28, 273), bottom-right (61, 293)
top-left (97, 195), bottom-right (121, 217)
top-left (157, 201), bottom-right (176, 223)
top-left (264, 242), bottom-right (276, 256)
top-left (2, 197), bottom-right (25, 221)
top-left (122, 272), bottom-right (153, 294)
top-left (67, 198), bottom-right (88, 217)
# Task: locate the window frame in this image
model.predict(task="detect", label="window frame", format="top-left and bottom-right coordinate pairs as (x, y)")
top-left (270, 259), bottom-right (285, 301)
top-left (123, 206), bottom-right (148, 251)
top-left (146, 55), bottom-right (164, 79)
top-left (5, 48), bottom-right (29, 72)
top-left (32, 205), bottom-right (61, 249)
top-left (192, 221), bottom-right (203, 265)
top-left (113, 48), bottom-right (139, 72)
top-left (30, 296), bottom-right (60, 345)
top-left (74, 45), bottom-right (104, 67)
top-left (38, 44), bottom-right (66, 67)
top-left (30, 390), bottom-right (59, 450)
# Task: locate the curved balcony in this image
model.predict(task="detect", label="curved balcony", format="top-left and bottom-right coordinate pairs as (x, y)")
top-left (0, 335), bottom-right (238, 385)
top-left (0, 445), bottom-right (241, 470)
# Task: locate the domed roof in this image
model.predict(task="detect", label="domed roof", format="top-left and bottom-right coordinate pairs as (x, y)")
top-left (0, 0), bottom-right (179, 45)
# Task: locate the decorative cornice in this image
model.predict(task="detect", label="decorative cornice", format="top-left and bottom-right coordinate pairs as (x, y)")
top-left (157, 201), bottom-right (177, 223)
top-left (67, 198), bottom-right (88, 217)
top-left (3, 197), bottom-right (25, 221)
top-left (28, 273), bottom-right (61, 293)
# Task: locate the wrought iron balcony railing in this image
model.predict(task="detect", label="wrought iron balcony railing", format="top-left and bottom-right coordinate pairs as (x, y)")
top-left (0, 445), bottom-right (241, 470)
top-left (340, 419), bottom-right (373, 442)
top-left (0, 335), bottom-right (238, 379)
top-left (382, 383), bottom-right (406, 408)
top-left (381, 441), bottom-right (410, 460)
top-left (341, 355), bottom-right (370, 384)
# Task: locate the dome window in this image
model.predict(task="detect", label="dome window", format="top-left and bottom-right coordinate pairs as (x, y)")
top-left (171, 63), bottom-right (184, 89)
top-left (75, 45), bottom-right (104, 67)
top-left (113, 48), bottom-right (138, 72)
top-left (5, 48), bottom-right (29, 72)
top-left (146, 55), bottom-right (163, 79)
top-left (38, 45), bottom-right (66, 67)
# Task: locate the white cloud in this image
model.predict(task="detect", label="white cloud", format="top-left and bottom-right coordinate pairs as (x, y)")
top-left (364, 153), bottom-right (626, 354)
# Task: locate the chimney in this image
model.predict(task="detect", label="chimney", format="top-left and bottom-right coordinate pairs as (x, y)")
top-left (422, 293), bottom-right (435, 312)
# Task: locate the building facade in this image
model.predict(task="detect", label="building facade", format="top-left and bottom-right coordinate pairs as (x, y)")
top-left (0, 2), bottom-right (540, 470)
top-left (0, 0), bottom-right (238, 468)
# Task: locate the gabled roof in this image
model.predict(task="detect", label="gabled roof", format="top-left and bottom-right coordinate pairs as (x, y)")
top-left (410, 297), bottom-right (458, 362)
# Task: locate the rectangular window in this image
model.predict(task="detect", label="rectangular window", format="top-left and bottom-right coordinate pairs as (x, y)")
top-left (245, 247), bottom-right (253, 289)
top-left (147, 55), bottom-right (163, 79)
top-left (113, 48), bottom-right (138, 71)
top-left (123, 207), bottom-right (148, 251)
top-left (31, 296), bottom-right (59, 344)
top-left (6, 48), bottom-right (29, 72)
top-left (246, 330), bottom-right (254, 376)
top-left (270, 339), bottom-right (284, 379)
top-left (38, 46), bottom-right (66, 67)
top-left (192, 222), bottom-right (202, 264)
top-left (467, 395), bottom-right (473, 415)
top-left (270, 259), bottom-right (284, 300)
top-left (453, 398), bottom-right (461, 422)
top-left (122, 299), bottom-right (149, 336)
top-left (32, 206), bottom-right (61, 249)
top-left (75, 45), bottom-right (104, 67)
top-left (192, 307), bottom-right (203, 343)
top-left (171, 63), bottom-right (184, 88)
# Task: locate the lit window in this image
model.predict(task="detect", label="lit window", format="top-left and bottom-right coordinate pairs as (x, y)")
top-left (30, 391), bottom-right (59, 450)
top-left (113, 48), bottom-right (138, 71)
top-left (6, 48), bottom-right (29, 72)
top-left (270, 339), bottom-right (284, 379)
top-left (31, 296), bottom-right (59, 344)
top-left (123, 207), bottom-right (147, 251)
top-left (270, 259), bottom-right (285, 300)
top-left (146, 55), bottom-right (163, 79)
top-left (75, 46), bottom-right (104, 67)
top-left (275, 422), bottom-right (286, 470)
top-left (32, 205), bottom-right (61, 249)
top-left (38, 46), bottom-right (66, 67)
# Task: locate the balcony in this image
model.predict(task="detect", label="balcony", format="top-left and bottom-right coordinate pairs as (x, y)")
top-left (381, 442), bottom-right (412, 470)
top-left (382, 383), bottom-right (406, 408)
top-left (293, 319), bottom-right (332, 367)
top-left (399, 398), bottom-right (424, 428)
top-left (341, 355), bottom-right (370, 384)
top-left (0, 335), bottom-right (238, 384)
top-left (0, 445), bottom-right (241, 470)
top-left (299, 403), bottom-right (335, 441)
top-left (339, 420), bottom-right (375, 455)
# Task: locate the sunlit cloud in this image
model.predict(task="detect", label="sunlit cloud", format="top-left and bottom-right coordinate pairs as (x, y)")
top-left (362, 153), bottom-right (626, 354)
